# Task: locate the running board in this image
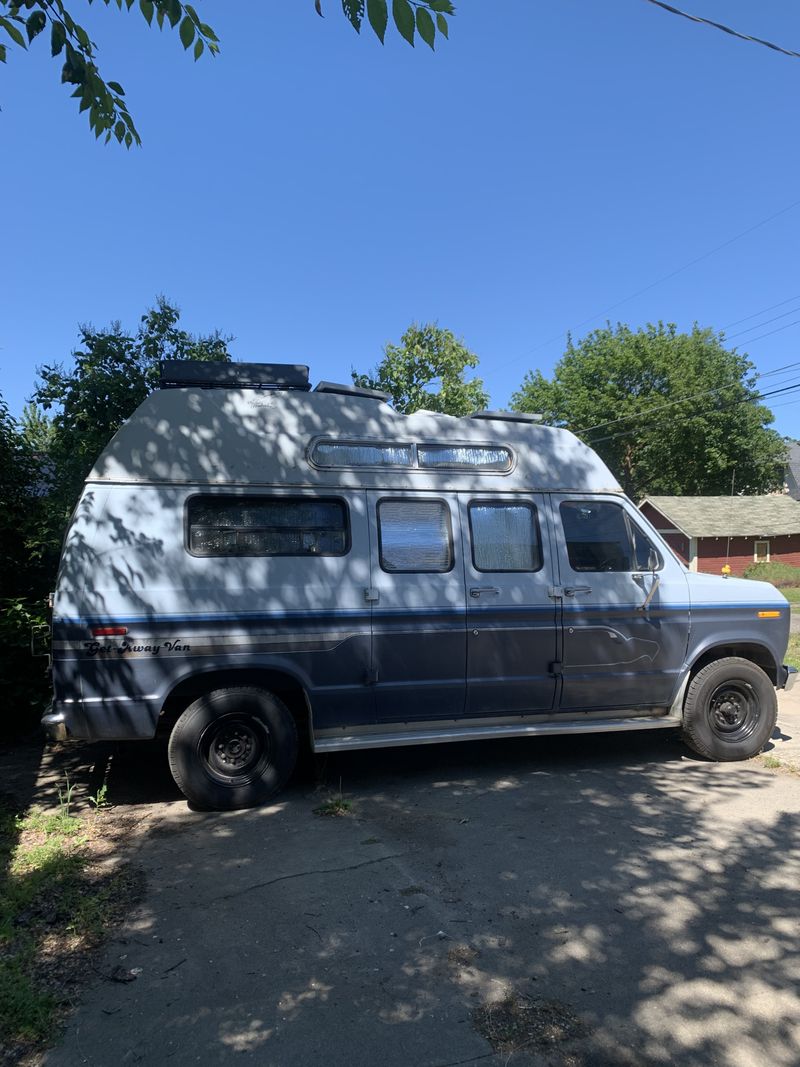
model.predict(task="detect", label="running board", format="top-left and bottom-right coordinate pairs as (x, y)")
top-left (313, 715), bottom-right (682, 753)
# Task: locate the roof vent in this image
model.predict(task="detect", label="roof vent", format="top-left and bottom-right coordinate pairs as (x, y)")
top-left (470, 410), bottom-right (543, 423)
top-left (314, 381), bottom-right (391, 402)
top-left (160, 361), bottom-right (310, 391)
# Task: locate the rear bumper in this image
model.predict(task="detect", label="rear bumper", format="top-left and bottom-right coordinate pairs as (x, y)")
top-left (41, 697), bottom-right (160, 741)
top-left (780, 665), bottom-right (797, 692)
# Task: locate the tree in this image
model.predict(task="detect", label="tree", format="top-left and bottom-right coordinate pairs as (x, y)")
top-left (511, 323), bottom-right (787, 499)
top-left (352, 322), bottom-right (489, 416)
top-left (31, 295), bottom-right (232, 522)
top-left (0, 0), bottom-right (455, 145)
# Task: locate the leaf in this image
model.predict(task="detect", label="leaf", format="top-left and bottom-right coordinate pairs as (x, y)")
top-left (25, 10), bottom-right (46, 43)
top-left (107, 80), bottom-right (125, 95)
top-left (341, 0), bottom-right (364, 32)
top-left (166, 0), bottom-right (181, 28)
top-left (198, 21), bottom-right (218, 41)
top-left (428, 1), bottom-right (455, 12)
top-left (436, 12), bottom-right (448, 37)
top-left (416, 7), bottom-right (435, 49)
top-left (392, 0), bottom-right (414, 45)
top-left (366, 0), bottom-right (387, 42)
top-left (193, 36), bottom-right (203, 59)
top-left (0, 16), bottom-right (27, 49)
top-left (0, 43), bottom-right (6, 62)
top-left (179, 14), bottom-right (194, 48)
top-left (139, 0), bottom-right (154, 26)
top-left (115, 119), bottom-right (125, 140)
top-left (51, 20), bottom-right (66, 55)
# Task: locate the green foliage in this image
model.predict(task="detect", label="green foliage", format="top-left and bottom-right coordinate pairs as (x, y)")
top-left (511, 323), bottom-right (787, 499)
top-left (32, 295), bottom-right (232, 524)
top-left (1, 0), bottom-right (455, 145)
top-left (322, 0), bottom-right (453, 48)
top-left (0, 1), bottom-right (220, 145)
top-left (742, 561), bottom-right (800, 587)
top-left (353, 322), bottom-right (488, 416)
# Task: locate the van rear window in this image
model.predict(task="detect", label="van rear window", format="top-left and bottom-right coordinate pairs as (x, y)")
top-left (187, 497), bottom-right (348, 557)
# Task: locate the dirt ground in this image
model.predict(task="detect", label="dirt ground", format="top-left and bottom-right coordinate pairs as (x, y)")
top-left (3, 690), bottom-right (800, 1067)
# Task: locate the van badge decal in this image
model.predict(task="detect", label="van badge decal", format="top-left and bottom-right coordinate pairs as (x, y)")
top-left (84, 638), bottom-right (191, 657)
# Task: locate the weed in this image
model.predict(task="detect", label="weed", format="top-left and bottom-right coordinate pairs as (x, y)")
top-left (56, 774), bottom-right (75, 819)
top-left (761, 755), bottom-right (782, 769)
top-left (313, 778), bottom-right (351, 817)
top-left (88, 782), bottom-right (110, 813)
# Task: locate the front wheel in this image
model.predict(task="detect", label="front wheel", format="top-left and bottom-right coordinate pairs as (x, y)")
top-left (168, 687), bottom-right (298, 810)
top-left (681, 657), bottom-right (777, 762)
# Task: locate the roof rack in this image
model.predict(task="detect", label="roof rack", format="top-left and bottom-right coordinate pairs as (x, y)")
top-left (470, 410), bottom-right (543, 423)
top-left (160, 361), bottom-right (311, 391)
top-left (314, 381), bottom-right (391, 403)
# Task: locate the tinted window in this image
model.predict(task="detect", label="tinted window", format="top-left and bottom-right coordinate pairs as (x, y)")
top-left (469, 502), bottom-right (541, 571)
top-left (188, 497), bottom-right (348, 557)
top-left (560, 501), bottom-right (661, 572)
top-left (378, 500), bottom-right (453, 573)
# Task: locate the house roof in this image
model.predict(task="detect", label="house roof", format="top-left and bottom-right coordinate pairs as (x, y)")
top-left (641, 495), bottom-right (800, 538)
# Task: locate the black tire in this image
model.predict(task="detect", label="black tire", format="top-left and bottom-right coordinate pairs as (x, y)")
top-left (681, 656), bottom-right (777, 762)
top-left (167, 687), bottom-right (298, 810)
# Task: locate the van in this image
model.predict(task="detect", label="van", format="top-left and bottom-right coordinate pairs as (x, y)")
top-left (43, 362), bottom-right (796, 809)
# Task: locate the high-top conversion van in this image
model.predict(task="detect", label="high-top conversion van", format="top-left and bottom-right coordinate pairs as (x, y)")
top-left (44, 362), bottom-right (796, 809)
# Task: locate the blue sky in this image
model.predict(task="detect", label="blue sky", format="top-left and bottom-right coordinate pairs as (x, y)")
top-left (2, 0), bottom-right (799, 436)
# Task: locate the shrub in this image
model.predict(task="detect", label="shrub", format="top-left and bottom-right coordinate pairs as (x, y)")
top-left (742, 561), bottom-right (800, 587)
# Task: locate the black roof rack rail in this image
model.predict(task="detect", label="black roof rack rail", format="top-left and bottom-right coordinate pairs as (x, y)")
top-left (160, 361), bottom-right (311, 391)
top-left (314, 381), bottom-right (391, 403)
top-left (470, 410), bottom-right (543, 423)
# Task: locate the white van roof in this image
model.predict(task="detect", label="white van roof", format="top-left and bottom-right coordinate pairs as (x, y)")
top-left (88, 385), bottom-right (621, 493)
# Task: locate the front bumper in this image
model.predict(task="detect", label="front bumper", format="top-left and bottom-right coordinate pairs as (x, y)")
top-left (779, 665), bottom-right (797, 692)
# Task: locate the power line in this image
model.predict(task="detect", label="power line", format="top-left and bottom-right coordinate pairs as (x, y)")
top-left (588, 380), bottom-right (800, 446)
top-left (724, 306), bottom-right (800, 341)
top-left (498, 195), bottom-right (800, 372)
top-left (720, 293), bottom-right (800, 331)
top-left (575, 360), bottom-right (800, 435)
top-left (733, 317), bottom-right (800, 347)
top-left (641, 0), bottom-right (800, 59)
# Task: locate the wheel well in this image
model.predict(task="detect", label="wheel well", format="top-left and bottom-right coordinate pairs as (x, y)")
top-left (689, 643), bottom-right (778, 686)
top-left (157, 669), bottom-right (312, 749)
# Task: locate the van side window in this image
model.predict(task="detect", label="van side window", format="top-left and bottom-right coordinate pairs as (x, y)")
top-left (187, 497), bottom-right (349, 557)
top-left (378, 499), bottom-right (453, 573)
top-left (560, 501), bottom-right (661, 572)
top-left (469, 502), bottom-right (542, 572)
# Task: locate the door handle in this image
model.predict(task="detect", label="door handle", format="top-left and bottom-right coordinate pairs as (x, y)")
top-left (563, 586), bottom-right (591, 596)
top-left (470, 586), bottom-right (500, 597)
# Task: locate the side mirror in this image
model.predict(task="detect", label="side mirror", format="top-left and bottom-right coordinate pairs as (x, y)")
top-left (647, 548), bottom-right (659, 574)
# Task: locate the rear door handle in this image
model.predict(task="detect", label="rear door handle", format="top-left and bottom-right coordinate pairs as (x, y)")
top-left (564, 586), bottom-right (592, 596)
top-left (470, 586), bottom-right (500, 597)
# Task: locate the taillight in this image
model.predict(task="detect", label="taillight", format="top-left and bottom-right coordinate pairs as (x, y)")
top-left (91, 626), bottom-right (128, 637)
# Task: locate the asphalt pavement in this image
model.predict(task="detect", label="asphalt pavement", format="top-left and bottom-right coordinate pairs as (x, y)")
top-left (22, 687), bottom-right (800, 1067)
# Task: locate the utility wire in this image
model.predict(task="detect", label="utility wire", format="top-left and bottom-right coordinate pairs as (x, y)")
top-left (720, 293), bottom-right (800, 331)
top-left (588, 380), bottom-right (800, 446)
top-left (724, 306), bottom-right (800, 341)
top-left (640, 0), bottom-right (800, 60)
top-left (575, 361), bottom-right (800, 435)
top-left (498, 196), bottom-right (800, 372)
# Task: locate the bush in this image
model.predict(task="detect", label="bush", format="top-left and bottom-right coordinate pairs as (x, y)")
top-left (742, 561), bottom-right (800, 587)
top-left (0, 598), bottom-right (50, 740)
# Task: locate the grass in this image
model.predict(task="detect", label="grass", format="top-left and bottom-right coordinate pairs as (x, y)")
top-left (0, 791), bottom-right (141, 1062)
top-left (781, 587), bottom-right (800, 605)
top-left (313, 778), bottom-right (352, 817)
top-left (786, 633), bottom-right (800, 670)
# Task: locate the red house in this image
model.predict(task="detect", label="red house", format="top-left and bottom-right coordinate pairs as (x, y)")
top-left (639, 496), bottom-right (800, 577)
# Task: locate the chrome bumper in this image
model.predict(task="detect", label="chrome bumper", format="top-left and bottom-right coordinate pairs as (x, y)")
top-left (41, 704), bottom-right (69, 741)
top-left (781, 665), bottom-right (797, 692)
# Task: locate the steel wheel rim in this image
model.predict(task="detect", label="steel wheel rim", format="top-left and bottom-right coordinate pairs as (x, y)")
top-left (706, 681), bottom-right (760, 744)
top-left (200, 714), bottom-right (272, 786)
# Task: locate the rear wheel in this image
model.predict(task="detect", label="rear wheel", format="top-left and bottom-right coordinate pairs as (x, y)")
top-left (681, 657), bottom-right (777, 762)
top-left (168, 687), bottom-right (298, 810)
